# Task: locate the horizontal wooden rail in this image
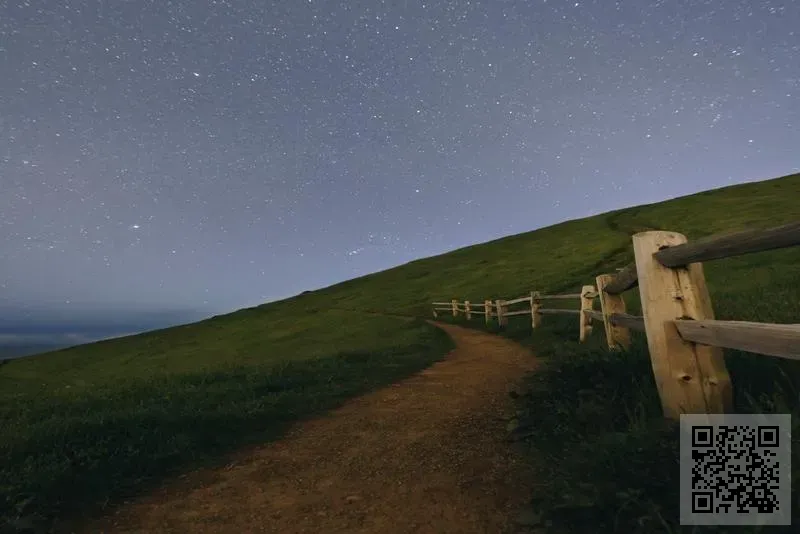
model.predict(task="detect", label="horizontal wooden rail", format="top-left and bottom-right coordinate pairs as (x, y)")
top-left (603, 263), bottom-right (638, 295)
top-left (674, 319), bottom-right (800, 361)
top-left (608, 312), bottom-right (645, 332)
top-left (653, 221), bottom-right (800, 267)
top-left (538, 308), bottom-right (581, 315)
top-left (504, 309), bottom-right (533, 317)
top-left (429, 223), bottom-right (800, 420)
top-left (584, 310), bottom-right (605, 321)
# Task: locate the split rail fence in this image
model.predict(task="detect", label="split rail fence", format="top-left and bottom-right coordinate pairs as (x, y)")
top-left (431, 223), bottom-right (800, 420)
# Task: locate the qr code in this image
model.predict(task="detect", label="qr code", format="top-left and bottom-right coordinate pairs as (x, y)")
top-left (680, 414), bottom-right (791, 526)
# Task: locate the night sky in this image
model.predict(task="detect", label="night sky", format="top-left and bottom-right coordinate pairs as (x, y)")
top-left (2, 0), bottom-right (799, 344)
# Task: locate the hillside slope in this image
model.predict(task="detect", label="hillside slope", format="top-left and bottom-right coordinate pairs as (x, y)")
top-left (1, 172), bottom-right (798, 532)
top-left (307, 172), bottom-right (800, 317)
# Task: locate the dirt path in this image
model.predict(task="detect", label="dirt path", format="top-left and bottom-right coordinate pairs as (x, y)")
top-left (78, 323), bottom-right (540, 534)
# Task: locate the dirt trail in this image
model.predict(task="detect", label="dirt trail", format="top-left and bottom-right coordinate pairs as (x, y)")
top-left (78, 323), bottom-right (540, 534)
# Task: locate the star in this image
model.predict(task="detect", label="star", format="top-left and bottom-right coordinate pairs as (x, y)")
top-left (0, 0), bottom-right (796, 326)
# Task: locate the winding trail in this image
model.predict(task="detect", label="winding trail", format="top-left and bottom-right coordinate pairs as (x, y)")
top-left (78, 323), bottom-right (540, 534)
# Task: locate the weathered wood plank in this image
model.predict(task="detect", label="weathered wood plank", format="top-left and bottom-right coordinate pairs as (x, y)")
top-left (674, 320), bottom-right (800, 361)
top-left (431, 302), bottom-right (452, 306)
top-left (597, 273), bottom-right (632, 349)
top-left (603, 263), bottom-right (638, 295)
top-left (633, 231), bottom-right (732, 419)
top-left (584, 309), bottom-right (605, 321)
top-left (504, 296), bottom-right (532, 306)
top-left (496, 299), bottom-right (507, 327)
top-left (537, 293), bottom-right (582, 300)
top-left (531, 291), bottom-right (542, 329)
top-left (653, 221), bottom-right (800, 267)
top-left (579, 285), bottom-right (595, 342)
top-left (504, 309), bottom-right (533, 316)
top-left (538, 308), bottom-right (581, 315)
top-left (608, 313), bottom-right (646, 332)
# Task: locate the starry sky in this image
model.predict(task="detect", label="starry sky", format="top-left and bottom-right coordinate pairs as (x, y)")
top-left (1, 0), bottom-right (799, 344)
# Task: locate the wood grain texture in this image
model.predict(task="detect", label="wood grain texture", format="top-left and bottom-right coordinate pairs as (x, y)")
top-left (537, 308), bottom-right (580, 315)
top-left (633, 231), bottom-right (732, 419)
top-left (579, 285), bottom-right (595, 343)
top-left (608, 313), bottom-right (645, 332)
top-left (653, 221), bottom-right (800, 267)
top-left (602, 263), bottom-right (638, 295)
top-left (596, 273), bottom-right (632, 350)
top-left (584, 309), bottom-right (605, 321)
top-left (503, 296), bottom-right (532, 306)
top-left (674, 320), bottom-right (800, 361)
top-left (530, 291), bottom-right (542, 329)
top-left (495, 299), bottom-right (508, 327)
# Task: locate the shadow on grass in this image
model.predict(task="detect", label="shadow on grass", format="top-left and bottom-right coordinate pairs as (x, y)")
top-left (0, 323), bottom-right (454, 533)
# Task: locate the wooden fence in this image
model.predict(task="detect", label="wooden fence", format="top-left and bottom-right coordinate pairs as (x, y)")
top-left (431, 223), bottom-right (800, 420)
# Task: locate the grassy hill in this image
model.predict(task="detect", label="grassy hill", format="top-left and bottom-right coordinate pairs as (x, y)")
top-left (0, 344), bottom-right (74, 361)
top-left (1, 172), bottom-right (799, 533)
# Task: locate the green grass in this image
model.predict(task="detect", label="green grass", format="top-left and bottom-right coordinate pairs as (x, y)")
top-left (2, 172), bottom-right (799, 533)
top-left (0, 309), bottom-right (454, 531)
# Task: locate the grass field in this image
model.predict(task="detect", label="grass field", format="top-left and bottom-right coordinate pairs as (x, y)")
top-left (1, 172), bottom-right (799, 533)
top-left (0, 310), bottom-right (454, 531)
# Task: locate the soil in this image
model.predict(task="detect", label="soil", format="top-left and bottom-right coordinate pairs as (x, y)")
top-left (76, 322), bottom-right (540, 534)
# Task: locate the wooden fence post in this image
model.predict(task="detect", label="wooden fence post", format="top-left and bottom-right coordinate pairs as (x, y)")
top-left (633, 231), bottom-right (733, 419)
top-left (465, 300), bottom-right (471, 320)
top-left (530, 291), bottom-right (542, 329)
top-left (451, 299), bottom-right (458, 317)
top-left (595, 274), bottom-right (631, 350)
top-left (579, 285), bottom-right (595, 342)
top-left (495, 299), bottom-right (507, 327)
top-left (484, 300), bottom-right (492, 325)
top-left (432, 308), bottom-right (438, 318)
